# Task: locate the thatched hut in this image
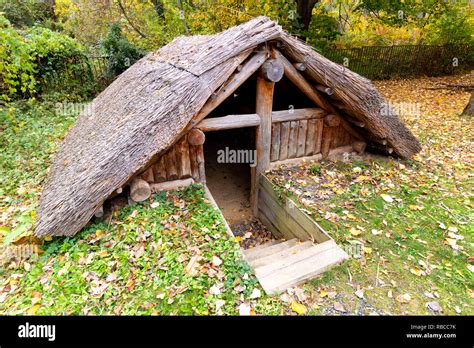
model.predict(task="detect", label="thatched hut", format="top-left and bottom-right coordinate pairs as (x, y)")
top-left (35, 16), bottom-right (420, 240)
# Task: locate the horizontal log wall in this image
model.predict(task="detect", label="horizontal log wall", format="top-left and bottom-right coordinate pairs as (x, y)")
top-left (271, 114), bottom-right (355, 162)
top-left (140, 135), bottom-right (203, 184)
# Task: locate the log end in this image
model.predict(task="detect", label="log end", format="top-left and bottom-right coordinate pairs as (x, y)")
top-left (129, 178), bottom-right (151, 202)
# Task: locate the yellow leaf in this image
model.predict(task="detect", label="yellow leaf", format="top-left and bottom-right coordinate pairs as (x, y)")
top-left (410, 268), bottom-right (425, 277)
top-left (44, 236), bottom-right (52, 241)
top-left (356, 175), bottom-right (371, 182)
top-left (467, 288), bottom-right (474, 299)
top-left (363, 247), bottom-right (372, 254)
top-left (409, 205), bottom-right (422, 211)
top-left (27, 304), bottom-right (41, 315)
top-left (444, 238), bottom-right (457, 246)
top-left (95, 229), bottom-right (104, 237)
top-left (291, 301), bottom-right (307, 315)
top-left (350, 227), bottom-right (362, 236)
top-left (319, 289), bottom-right (328, 298)
top-left (346, 214), bottom-right (357, 221)
top-left (235, 236), bottom-right (242, 242)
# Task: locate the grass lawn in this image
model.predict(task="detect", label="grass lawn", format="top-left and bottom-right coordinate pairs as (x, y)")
top-left (0, 73), bottom-right (473, 315)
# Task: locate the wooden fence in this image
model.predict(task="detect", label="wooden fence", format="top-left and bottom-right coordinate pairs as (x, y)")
top-left (321, 44), bottom-right (473, 80)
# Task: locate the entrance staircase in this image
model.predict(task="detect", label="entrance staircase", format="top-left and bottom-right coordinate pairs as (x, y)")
top-left (243, 238), bottom-right (348, 294)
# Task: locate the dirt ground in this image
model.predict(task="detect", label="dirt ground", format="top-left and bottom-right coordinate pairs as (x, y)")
top-left (204, 128), bottom-right (276, 248)
top-left (205, 156), bottom-right (253, 226)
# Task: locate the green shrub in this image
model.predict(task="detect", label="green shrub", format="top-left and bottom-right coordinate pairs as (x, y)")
top-left (100, 23), bottom-right (146, 78)
top-left (0, 15), bottom-right (96, 100)
top-left (0, 16), bottom-right (36, 100)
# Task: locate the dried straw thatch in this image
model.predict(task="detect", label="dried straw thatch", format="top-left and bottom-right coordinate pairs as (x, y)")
top-left (35, 16), bottom-right (420, 237)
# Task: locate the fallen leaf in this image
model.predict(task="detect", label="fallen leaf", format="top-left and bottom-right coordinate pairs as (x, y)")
top-left (354, 289), bottom-right (364, 299)
top-left (239, 303), bottom-right (251, 315)
top-left (333, 302), bottom-right (346, 312)
top-left (215, 299), bottom-right (226, 313)
top-left (294, 287), bottom-right (307, 302)
top-left (27, 304), bottom-right (40, 315)
top-left (410, 268), bottom-right (426, 277)
top-left (185, 254), bottom-right (201, 275)
top-left (291, 301), bottom-right (307, 315)
top-left (350, 227), bottom-right (362, 236)
top-left (448, 232), bottom-right (464, 240)
top-left (426, 301), bottom-right (442, 312)
top-left (209, 284), bottom-right (221, 295)
top-left (396, 293), bottom-right (412, 303)
top-left (381, 194), bottom-right (394, 203)
top-left (249, 288), bottom-right (261, 299)
top-left (212, 256), bottom-right (222, 267)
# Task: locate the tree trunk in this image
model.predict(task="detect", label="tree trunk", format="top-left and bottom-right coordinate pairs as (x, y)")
top-left (462, 91), bottom-right (473, 116)
top-left (295, 0), bottom-right (319, 32)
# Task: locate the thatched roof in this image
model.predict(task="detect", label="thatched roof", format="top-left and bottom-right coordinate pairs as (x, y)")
top-left (35, 16), bottom-right (420, 237)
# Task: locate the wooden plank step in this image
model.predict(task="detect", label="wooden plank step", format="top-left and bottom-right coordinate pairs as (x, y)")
top-left (255, 239), bottom-right (338, 278)
top-left (242, 240), bottom-right (280, 258)
top-left (258, 244), bottom-right (349, 294)
top-left (249, 240), bottom-right (314, 269)
top-left (243, 239), bottom-right (299, 262)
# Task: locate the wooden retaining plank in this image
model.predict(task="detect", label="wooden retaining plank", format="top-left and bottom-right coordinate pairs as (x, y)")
top-left (243, 239), bottom-right (299, 262)
top-left (270, 123), bottom-right (281, 162)
top-left (258, 193), bottom-right (305, 241)
top-left (287, 121), bottom-right (298, 158)
top-left (258, 204), bottom-right (285, 239)
top-left (259, 176), bottom-right (330, 243)
top-left (249, 241), bottom-right (314, 269)
top-left (255, 239), bottom-right (337, 278)
top-left (259, 185), bottom-right (313, 242)
top-left (258, 245), bottom-right (348, 294)
top-left (278, 122), bottom-right (290, 160)
top-left (296, 119), bottom-right (307, 158)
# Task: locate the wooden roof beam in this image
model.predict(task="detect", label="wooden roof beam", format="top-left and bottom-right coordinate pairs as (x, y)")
top-left (193, 50), bottom-right (269, 124)
top-left (273, 49), bottom-right (364, 141)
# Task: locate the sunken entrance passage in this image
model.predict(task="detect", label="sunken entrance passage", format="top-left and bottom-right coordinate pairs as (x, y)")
top-left (204, 127), bottom-right (275, 247)
top-left (204, 127), bottom-right (254, 225)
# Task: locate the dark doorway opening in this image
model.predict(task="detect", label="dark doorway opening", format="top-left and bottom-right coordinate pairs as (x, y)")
top-left (204, 126), bottom-right (276, 248)
top-left (204, 127), bottom-right (255, 226)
